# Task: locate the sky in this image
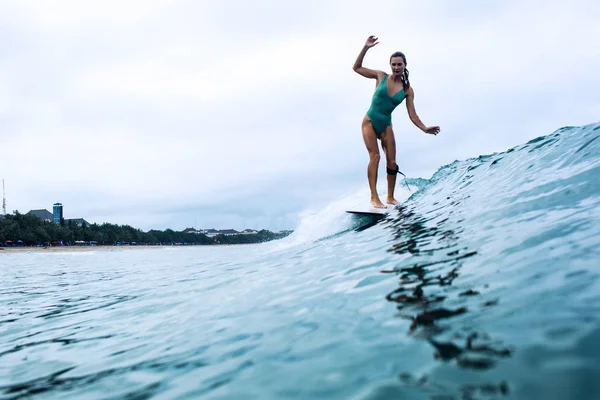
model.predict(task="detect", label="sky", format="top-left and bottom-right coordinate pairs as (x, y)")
top-left (1, 0), bottom-right (599, 232)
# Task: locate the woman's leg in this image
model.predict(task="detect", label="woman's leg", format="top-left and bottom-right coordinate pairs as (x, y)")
top-left (361, 117), bottom-right (385, 208)
top-left (380, 126), bottom-right (399, 205)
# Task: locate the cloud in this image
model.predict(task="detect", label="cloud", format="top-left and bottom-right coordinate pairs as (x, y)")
top-left (4, 0), bottom-right (174, 26)
top-left (1, 0), bottom-right (599, 231)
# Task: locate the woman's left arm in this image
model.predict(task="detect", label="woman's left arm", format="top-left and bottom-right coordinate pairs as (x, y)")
top-left (405, 87), bottom-right (440, 135)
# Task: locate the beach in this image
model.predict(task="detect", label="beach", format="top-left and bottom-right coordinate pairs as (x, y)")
top-left (0, 245), bottom-right (173, 253)
top-left (0, 243), bottom-right (258, 253)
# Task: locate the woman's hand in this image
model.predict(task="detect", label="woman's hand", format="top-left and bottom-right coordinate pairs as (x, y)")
top-left (364, 35), bottom-right (379, 48)
top-left (424, 126), bottom-right (440, 135)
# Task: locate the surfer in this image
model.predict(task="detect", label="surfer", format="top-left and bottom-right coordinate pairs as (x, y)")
top-left (353, 35), bottom-right (440, 208)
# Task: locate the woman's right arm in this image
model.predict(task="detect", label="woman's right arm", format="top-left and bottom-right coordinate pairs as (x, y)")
top-left (352, 36), bottom-right (384, 80)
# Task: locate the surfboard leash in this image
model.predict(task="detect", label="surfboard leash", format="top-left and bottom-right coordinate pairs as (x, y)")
top-left (387, 165), bottom-right (412, 192)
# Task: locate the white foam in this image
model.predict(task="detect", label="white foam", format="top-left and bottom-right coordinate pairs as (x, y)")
top-left (274, 184), bottom-right (414, 250)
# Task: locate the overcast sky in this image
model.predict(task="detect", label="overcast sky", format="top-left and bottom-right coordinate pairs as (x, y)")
top-left (1, 0), bottom-right (599, 231)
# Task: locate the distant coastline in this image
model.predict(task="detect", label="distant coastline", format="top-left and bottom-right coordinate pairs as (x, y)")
top-left (1, 244), bottom-right (167, 253)
top-left (0, 243), bottom-right (260, 253)
top-left (0, 211), bottom-right (293, 249)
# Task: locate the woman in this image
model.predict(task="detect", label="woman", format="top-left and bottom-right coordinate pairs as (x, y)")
top-left (353, 35), bottom-right (440, 209)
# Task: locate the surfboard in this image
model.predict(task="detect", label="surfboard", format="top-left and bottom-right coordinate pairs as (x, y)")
top-left (346, 207), bottom-right (390, 217)
top-left (345, 206), bottom-right (391, 232)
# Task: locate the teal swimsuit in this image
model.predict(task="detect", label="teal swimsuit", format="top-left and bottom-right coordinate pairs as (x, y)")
top-left (366, 75), bottom-right (406, 137)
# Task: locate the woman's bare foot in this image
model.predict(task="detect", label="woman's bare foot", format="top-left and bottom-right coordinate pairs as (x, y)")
top-left (387, 197), bottom-right (398, 205)
top-left (371, 197), bottom-right (387, 208)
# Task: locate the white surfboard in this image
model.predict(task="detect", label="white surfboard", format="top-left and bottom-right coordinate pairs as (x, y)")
top-left (346, 207), bottom-right (390, 216)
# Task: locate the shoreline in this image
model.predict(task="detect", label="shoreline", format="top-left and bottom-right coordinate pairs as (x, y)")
top-left (0, 242), bottom-right (264, 253)
top-left (1, 245), bottom-right (200, 253)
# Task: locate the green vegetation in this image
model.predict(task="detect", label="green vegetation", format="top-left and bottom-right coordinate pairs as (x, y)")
top-left (0, 211), bottom-right (291, 247)
top-left (212, 230), bottom-right (290, 245)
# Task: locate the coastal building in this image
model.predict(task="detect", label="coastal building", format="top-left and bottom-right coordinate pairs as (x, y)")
top-left (28, 209), bottom-right (54, 222)
top-left (203, 229), bottom-right (219, 237)
top-left (53, 203), bottom-right (63, 224)
top-left (66, 218), bottom-right (89, 227)
top-left (200, 229), bottom-right (241, 237)
top-left (218, 229), bottom-right (240, 236)
top-left (27, 204), bottom-right (88, 226)
top-left (169, 227), bottom-right (263, 237)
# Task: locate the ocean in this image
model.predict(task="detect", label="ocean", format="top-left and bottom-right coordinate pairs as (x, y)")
top-left (2, 121), bottom-right (600, 399)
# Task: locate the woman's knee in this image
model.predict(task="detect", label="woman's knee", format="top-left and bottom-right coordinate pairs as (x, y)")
top-left (369, 152), bottom-right (381, 163)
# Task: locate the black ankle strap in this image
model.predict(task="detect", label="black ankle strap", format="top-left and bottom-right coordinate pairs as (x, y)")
top-left (387, 164), bottom-right (411, 192)
top-left (387, 164), bottom-right (406, 177)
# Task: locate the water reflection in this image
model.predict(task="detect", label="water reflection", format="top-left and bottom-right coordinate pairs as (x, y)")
top-left (383, 204), bottom-right (513, 396)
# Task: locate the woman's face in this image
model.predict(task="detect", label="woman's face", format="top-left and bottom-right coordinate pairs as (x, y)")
top-left (389, 56), bottom-right (405, 77)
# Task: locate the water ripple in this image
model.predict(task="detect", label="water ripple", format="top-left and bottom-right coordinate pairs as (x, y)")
top-left (1, 123), bottom-right (600, 399)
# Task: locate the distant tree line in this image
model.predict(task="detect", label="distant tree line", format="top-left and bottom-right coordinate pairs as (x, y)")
top-left (213, 229), bottom-right (290, 245)
top-left (0, 211), bottom-right (291, 247)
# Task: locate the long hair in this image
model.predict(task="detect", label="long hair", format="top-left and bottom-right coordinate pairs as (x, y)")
top-left (390, 51), bottom-right (410, 91)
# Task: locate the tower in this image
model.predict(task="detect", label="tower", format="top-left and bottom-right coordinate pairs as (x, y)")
top-left (2, 179), bottom-right (6, 216)
top-left (53, 203), bottom-right (63, 224)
